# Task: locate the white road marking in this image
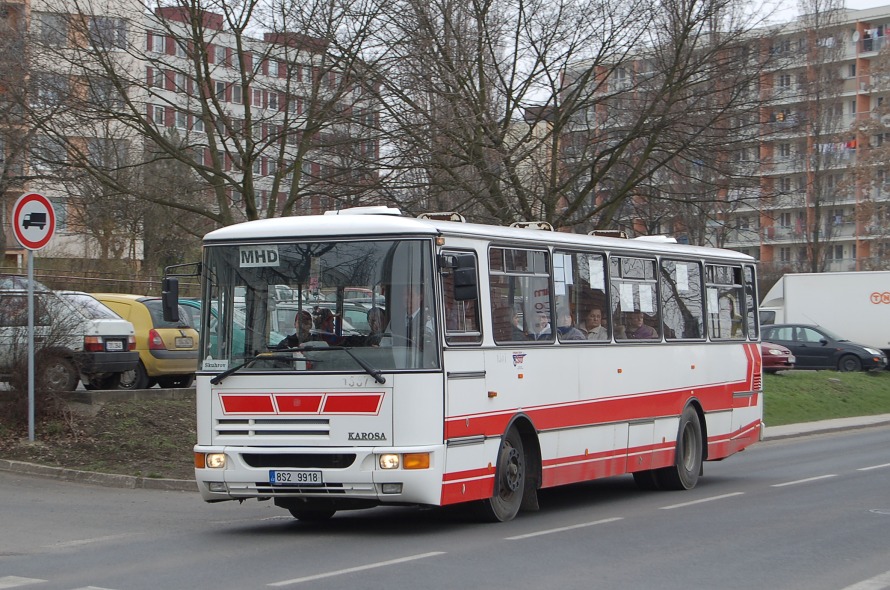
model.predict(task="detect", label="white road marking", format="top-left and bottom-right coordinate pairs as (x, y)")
top-left (857, 463), bottom-right (890, 472)
top-left (772, 474), bottom-right (838, 487)
top-left (43, 534), bottom-right (134, 549)
top-left (0, 577), bottom-right (44, 589)
top-left (71, 587), bottom-right (119, 590)
top-left (267, 552), bottom-right (446, 586)
top-left (839, 570), bottom-right (890, 590)
top-left (504, 517), bottom-right (624, 540)
top-left (659, 492), bottom-right (745, 510)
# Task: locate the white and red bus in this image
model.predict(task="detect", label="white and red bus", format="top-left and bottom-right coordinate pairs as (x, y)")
top-left (175, 206), bottom-right (762, 522)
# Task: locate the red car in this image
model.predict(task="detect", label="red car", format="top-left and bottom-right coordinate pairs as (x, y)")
top-left (762, 341), bottom-right (795, 373)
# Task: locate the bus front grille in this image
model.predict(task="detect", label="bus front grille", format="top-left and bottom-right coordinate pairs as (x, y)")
top-left (215, 418), bottom-right (330, 437)
top-left (242, 453), bottom-right (356, 469)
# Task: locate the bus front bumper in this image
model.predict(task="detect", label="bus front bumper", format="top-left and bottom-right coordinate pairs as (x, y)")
top-left (194, 444), bottom-right (446, 507)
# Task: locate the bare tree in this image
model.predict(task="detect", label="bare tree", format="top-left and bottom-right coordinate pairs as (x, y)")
top-left (784, 0), bottom-right (850, 272)
top-left (25, 0), bottom-right (385, 233)
top-left (366, 0), bottom-right (773, 230)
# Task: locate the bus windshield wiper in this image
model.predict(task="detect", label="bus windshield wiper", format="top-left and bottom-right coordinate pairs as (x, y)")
top-left (209, 352), bottom-right (298, 385)
top-left (209, 347), bottom-right (385, 385)
top-left (325, 346), bottom-right (386, 384)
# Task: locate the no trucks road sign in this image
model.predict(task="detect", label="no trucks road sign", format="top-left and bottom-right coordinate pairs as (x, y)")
top-left (12, 192), bottom-right (56, 250)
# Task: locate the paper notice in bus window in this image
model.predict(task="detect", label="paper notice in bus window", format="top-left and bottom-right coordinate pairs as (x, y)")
top-left (707, 287), bottom-right (719, 312)
top-left (589, 258), bottom-right (605, 290)
top-left (639, 285), bottom-right (654, 313)
top-left (676, 264), bottom-right (689, 291)
top-left (620, 283), bottom-right (635, 310)
top-left (563, 255), bottom-right (574, 285)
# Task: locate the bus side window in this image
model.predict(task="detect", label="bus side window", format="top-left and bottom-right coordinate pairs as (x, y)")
top-left (442, 251), bottom-right (482, 345)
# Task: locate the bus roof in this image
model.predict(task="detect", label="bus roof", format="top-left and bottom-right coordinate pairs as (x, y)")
top-left (204, 213), bottom-right (754, 263)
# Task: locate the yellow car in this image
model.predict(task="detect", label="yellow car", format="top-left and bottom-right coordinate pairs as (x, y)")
top-left (92, 293), bottom-right (199, 389)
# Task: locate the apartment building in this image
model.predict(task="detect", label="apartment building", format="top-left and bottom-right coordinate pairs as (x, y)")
top-left (723, 5), bottom-right (890, 277)
top-left (1, 1), bottom-right (379, 268)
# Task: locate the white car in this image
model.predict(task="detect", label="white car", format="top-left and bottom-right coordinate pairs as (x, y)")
top-left (0, 287), bottom-right (138, 390)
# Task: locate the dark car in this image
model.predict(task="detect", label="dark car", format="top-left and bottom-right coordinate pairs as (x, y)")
top-left (761, 341), bottom-right (795, 373)
top-left (760, 324), bottom-right (888, 372)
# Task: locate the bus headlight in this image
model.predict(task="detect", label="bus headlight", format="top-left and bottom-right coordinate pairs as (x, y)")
top-left (379, 454), bottom-right (400, 469)
top-left (378, 453), bottom-right (430, 470)
top-left (205, 453), bottom-right (227, 469)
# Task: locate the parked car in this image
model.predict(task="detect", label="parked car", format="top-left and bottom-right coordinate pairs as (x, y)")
top-left (93, 294), bottom-right (199, 389)
top-left (0, 289), bottom-right (137, 391)
top-left (760, 324), bottom-right (888, 372)
top-left (761, 341), bottom-right (795, 374)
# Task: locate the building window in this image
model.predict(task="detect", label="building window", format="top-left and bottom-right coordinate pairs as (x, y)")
top-left (175, 110), bottom-right (188, 130)
top-left (38, 14), bottom-right (69, 47)
top-left (90, 17), bottom-right (127, 50)
top-left (268, 91), bottom-right (278, 110)
top-left (232, 84), bottom-right (242, 104)
top-left (148, 31), bottom-right (165, 53)
top-left (778, 143), bottom-right (791, 159)
top-left (268, 59), bottom-right (279, 77)
top-left (193, 116), bottom-right (204, 133)
top-left (214, 46), bottom-right (226, 65)
top-left (151, 105), bottom-right (165, 125)
top-left (215, 81), bottom-right (226, 101)
top-left (253, 88), bottom-right (263, 108)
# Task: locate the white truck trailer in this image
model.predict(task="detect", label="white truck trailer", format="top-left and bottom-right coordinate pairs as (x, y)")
top-left (760, 271), bottom-right (890, 354)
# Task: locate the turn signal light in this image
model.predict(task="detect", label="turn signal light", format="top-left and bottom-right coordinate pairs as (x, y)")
top-left (403, 453), bottom-right (430, 470)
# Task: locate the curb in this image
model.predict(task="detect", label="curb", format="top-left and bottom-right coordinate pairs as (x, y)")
top-left (0, 459), bottom-right (197, 492)
top-left (762, 413), bottom-right (890, 441)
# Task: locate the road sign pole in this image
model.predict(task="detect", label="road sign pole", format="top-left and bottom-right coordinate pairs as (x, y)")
top-left (11, 193), bottom-right (55, 442)
top-left (27, 250), bottom-right (35, 442)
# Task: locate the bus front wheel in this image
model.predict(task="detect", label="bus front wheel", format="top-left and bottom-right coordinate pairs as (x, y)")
top-left (288, 508), bottom-right (336, 522)
top-left (479, 427), bottom-right (525, 522)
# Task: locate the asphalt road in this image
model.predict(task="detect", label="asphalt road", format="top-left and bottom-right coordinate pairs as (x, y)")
top-left (2, 423), bottom-right (889, 590)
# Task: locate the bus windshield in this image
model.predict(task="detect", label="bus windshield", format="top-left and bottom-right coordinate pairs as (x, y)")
top-left (201, 238), bottom-right (439, 372)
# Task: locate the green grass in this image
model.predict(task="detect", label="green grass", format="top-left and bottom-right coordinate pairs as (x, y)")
top-left (764, 370), bottom-right (890, 426)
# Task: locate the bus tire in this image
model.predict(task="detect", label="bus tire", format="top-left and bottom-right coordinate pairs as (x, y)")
top-left (288, 508), bottom-right (336, 522)
top-left (655, 405), bottom-right (703, 490)
top-left (478, 427), bottom-right (525, 522)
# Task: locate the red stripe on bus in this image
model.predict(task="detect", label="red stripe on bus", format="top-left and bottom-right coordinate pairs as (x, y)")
top-left (322, 393), bottom-right (383, 414)
top-left (440, 475), bottom-right (494, 505)
top-left (444, 383), bottom-right (742, 439)
top-left (219, 394), bottom-right (274, 414)
top-left (274, 394), bottom-right (323, 413)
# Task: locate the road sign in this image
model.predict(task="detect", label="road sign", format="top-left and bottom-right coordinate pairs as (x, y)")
top-left (12, 192), bottom-right (56, 250)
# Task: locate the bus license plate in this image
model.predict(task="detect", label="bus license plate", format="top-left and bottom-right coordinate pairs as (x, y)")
top-left (269, 470), bottom-right (323, 486)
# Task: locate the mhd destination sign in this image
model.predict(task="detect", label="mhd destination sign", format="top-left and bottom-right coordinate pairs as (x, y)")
top-left (240, 245), bottom-right (280, 267)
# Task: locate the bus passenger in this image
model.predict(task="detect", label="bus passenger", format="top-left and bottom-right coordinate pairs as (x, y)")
top-left (556, 309), bottom-right (585, 340)
top-left (276, 309), bottom-right (313, 349)
top-left (528, 313), bottom-right (552, 341)
top-left (584, 307), bottom-right (609, 341)
top-left (367, 307), bottom-right (386, 346)
top-left (625, 310), bottom-right (657, 339)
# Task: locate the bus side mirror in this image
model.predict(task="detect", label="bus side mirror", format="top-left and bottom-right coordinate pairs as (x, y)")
top-left (453, 255), bottom-right (478, 301)
top-left (162, 277), bottom-right (180, 322)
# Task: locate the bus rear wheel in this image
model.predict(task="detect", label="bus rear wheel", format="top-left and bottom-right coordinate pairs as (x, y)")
top-left (655, 406), bottom-right (703, 490)
top-left (478, 427), bottom-right (525, 522)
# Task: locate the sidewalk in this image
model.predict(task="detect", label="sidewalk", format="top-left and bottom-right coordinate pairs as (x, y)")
top-left (762, 413), bottom-right (890, 440)
top-left (2, 414), bottom-right (890, 491)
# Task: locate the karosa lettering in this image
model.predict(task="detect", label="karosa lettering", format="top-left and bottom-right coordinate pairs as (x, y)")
top-left (348, 432), bottom-right (387, 441)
